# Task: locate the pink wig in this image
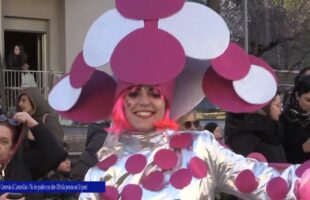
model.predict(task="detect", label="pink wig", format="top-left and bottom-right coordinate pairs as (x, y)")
top-left (108, 87), bottom-right (179, 134)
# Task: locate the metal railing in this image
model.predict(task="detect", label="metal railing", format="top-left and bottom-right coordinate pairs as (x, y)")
top-left (1, 69), bottom-right (53, 113)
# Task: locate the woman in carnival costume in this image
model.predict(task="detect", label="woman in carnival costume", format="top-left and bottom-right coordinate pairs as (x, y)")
top-left (48, 0), bottom-right (310, 199)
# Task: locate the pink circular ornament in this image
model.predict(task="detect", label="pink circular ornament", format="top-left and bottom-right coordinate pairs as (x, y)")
top-left (100, 186), bottom-right (119, 200)
top-left (203, 67), bottom-right (268, 113)
top-left (169, 133), bottom-right (193, 149)
top-left (69, 51), bottom-right (95, 88)
top-left (154, 149), bottom-right (178, 170)
top-left (234, 169), bottom-right (258, 193)
top-left (247, 152), bottom-right (268, 162)
top-left (97, 154), bottom-right (118, 171)
top-left (125, 154), bottom-right (147, 174)
top-left (141, 170), bottom-right (165, 191)
top-left (188, 157), bottom-right (208, 179)
top-left (116, 0), bottom-right (185, 20)
top-left (266, 177), bottom-right (289, 200)
top-left (211, 43), bottom-right (250, 81)
top-left (296, 160), bottom-right (310, 177)
top-left (170, 168), bottom-right (192, 189)
top-left (121, 184), bottom-right (142, 200)
top-left (111, 28), bottom-right (185, 85)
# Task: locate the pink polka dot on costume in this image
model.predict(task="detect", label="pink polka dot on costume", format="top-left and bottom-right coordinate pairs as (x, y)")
top-left (97, 154), bottom-right (117, 171)
top-left (169, 133), bottom-right (193, 149)
top-left (234, 169), bottom-right (258, 193)
top-left (100, 186), bottom-right (119, 200)
top-left (296, 160), bottom-right (310, 177)
top-left (247, 152), bottom-right (267, 162)
top-left (121, 184), bottom-right (142, 200)
top-left (266, 177), bottom-right (288, 200)
top-left (125, 154), bottom-right (147, 174)
top-left (154, 149), bottom-right (178, 170)
top-left (188, 157), bottom-right (208, 179)
top-left (170, 168), bottom-right (192, 189)
top-left (142, 170), bottom-right (164, 191)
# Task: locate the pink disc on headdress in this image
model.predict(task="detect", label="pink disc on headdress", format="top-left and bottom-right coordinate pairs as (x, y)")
top-left (57, 70), bottom-right (116, 123)
top-left (154, 149), bottom-right (178, 170)
top-left (188, 157), bottom-right (208, 179)
top-left (116, 0), bottom-right (185, 20)
top-left (211, 43), bottom-right (250, 81)
top-left (97, 154), bottom-right (118, 171)
top-left (296, 160), bottom-right (310, 177)
top-left (121, 184), bottom-right (142, 200)
top-left (69, 51), bottom-right (95, 88)
top-left (125, 154), bottom-right (147, 174)
top-left (203, 68), bottom-right (268, 113)
top-left (100, 186), bottom-right (119, 200)
top-left (266, 177), bottom-right (289, 200)
top-left (234, 169), bottom-right (258, 193)
top-left (142, 170), bottom-right (164, 191)
top-left (170, 168), bottom-right (192, 189)
top-left (247, 152), bottom-right (268, 162)
top-left (169, 133), bottom-right (193, 149)
top-left (111, 28), bottom-right (185, 85)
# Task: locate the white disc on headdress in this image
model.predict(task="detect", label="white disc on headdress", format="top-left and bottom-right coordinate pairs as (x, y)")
top-left (171, 57), bottom-right (210, 119)
top-left (233, 65), bottom-right (277, 104)
top-left (83, 9), bottom-right (143, 67)
top-left (48, 75), bottom-right (81, 111)
top-left (158, 2), bottom-right (230, 59)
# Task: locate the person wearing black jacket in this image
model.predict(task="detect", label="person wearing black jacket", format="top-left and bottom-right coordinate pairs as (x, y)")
top-left (0, 112), bottom-right (67, 199)
top-left (71, 121), bottom-right (109, 181)
top-left (281, 76), bottom-right (310, 163)
top-left (225, 94), bottom-right (287, 163)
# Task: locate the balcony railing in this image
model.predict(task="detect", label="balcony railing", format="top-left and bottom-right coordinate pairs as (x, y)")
top-left (1, 69), bottom-right (57, 113)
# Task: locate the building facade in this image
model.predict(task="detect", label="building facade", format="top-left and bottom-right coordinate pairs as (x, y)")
top-left (0, 0), bottom-right (114, 73)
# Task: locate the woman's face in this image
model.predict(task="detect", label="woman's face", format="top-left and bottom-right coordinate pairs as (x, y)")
top-left (213, 126), bottom-right (223, 140)
top-left (0, 125), bottom-right (14, 161)
top-left (124, 86), bottom-right (166, 133)
top-left (297, 92), bottom-right (310, 113)
top-left (269, 95), bottom-right (282, 121)
top-left (13, 46), bottom-right (20, 55)
top-left (18, 95), bottom-right (35, 114)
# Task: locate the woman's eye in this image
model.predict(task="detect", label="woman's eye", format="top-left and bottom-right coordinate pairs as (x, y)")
top-left (128, 92), bottom-right (139, 98)
top-left (151, 92), bottom-right (161, 98)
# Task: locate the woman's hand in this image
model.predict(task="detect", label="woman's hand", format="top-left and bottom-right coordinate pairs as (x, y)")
top-left (13, 112), bottom-right (38, 128)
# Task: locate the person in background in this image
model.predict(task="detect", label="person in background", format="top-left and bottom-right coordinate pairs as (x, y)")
top-left (225, 94), bottom-right (287, 163)
top-left (43, 143), bottom-right (75, 200)
top-left (176, 110), bottom-right (200, 131)
top-left (5, 45), bottom-right (29, 87)
top-left (204, 122), bottom-right (223, 142)
top-left (71, 121), bottom-right (109, 181)
top-left (281, 75), bottom-right (310, 163)
top-left (0, 112), bottom-right (67, 199)
top-left (283, 67), bottom-right (310, 110)
top-left (16, 88), bottom-right (64, 146)
top-left (6, 45), bottom-right (28, 70)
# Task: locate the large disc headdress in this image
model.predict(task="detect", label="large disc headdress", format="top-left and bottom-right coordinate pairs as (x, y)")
top-left (48, 0), bottom-right (277, 122)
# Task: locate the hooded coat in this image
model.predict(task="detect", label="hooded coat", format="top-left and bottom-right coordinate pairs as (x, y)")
top-left (17, 88), bottom-right (64, 145)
